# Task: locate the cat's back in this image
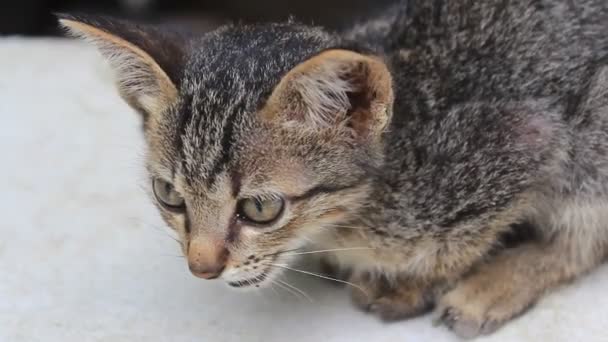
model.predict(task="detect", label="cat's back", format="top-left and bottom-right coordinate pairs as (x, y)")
top-left (362, 0), bottom-right (608, 224)
top-left (350, 0), bottom-right (608, 103)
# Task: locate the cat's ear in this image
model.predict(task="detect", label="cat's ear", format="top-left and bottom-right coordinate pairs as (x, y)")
top-left (265, 49), bottom-right (393, 139)
top-left (57, 13), bottom-right (185, 120)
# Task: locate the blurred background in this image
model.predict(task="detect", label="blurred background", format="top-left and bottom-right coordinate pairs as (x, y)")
top-left (0, 0), bottom-right (395, 36)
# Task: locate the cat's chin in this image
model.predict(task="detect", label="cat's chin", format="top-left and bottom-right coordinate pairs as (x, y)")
top-left (225, 267), bottom-right (278, 291)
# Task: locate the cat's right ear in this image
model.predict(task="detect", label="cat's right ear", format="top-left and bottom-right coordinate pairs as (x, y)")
top-left (57, 13), bottom-right (186, 122)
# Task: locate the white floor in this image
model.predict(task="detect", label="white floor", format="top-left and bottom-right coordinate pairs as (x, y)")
top-left (1, 38), bottom-right (607, 342)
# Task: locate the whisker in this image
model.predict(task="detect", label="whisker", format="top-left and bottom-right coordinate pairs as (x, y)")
top-left (160, 254), bottom-right (185, 258)
top-left (277, 279), bottom-right (314, 303)
top-left (143, 221), bottom-right (182, 246)
top-left (265, 263), bottom-right (369, 298)
top-left (324, 224), bottom-right (368, 230)
top-left (268, 282), bottom-right (281, 298)
top-left (301, 236), bottom-right (315, 244)
top-left (281, 247), bottom-right (375, 256)
top-left (263, 247), bottom-right (302, 258)
top-left (166, 235), bottom-right (181, 245)
top-left (272, 279), bottom-right (304, 300)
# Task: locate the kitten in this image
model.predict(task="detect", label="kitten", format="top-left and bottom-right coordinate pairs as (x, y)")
top-left (58, 0), bottom-right (608, 338)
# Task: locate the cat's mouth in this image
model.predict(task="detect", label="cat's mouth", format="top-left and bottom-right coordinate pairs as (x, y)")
top-left (227, 262), bottom-right (277, 288)
top-left (228, 271), bottom-right (269, 288)
top-left (226, 252), bottom-right (288, 288)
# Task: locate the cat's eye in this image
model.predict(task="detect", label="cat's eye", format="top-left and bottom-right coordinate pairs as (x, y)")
top-left (153, 178), bottom-right (185, 210)
top-left (237, 196), bottom-right (285, 225)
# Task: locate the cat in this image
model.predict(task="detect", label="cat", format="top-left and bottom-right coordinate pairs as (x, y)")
top-left (58, 0), bottom-right (608, 338)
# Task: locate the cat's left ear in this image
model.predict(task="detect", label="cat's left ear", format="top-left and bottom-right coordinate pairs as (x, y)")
top-left (58, 14), bottom-right (185, 121)
top-left (265, 49), bottom-right (393, 139)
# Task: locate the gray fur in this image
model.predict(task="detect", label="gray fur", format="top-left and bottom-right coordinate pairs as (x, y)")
top-left (59, 0), bottom-right (608, 337)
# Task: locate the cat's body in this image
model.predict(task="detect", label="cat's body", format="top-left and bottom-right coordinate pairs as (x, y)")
top-left (318, 2), bottom-right (608, 334)
top-left (60, 0), bottom-right (608, 338)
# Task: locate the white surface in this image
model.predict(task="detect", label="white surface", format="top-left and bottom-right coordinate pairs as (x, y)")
top-left (1, 38), bottom-right (608, 342)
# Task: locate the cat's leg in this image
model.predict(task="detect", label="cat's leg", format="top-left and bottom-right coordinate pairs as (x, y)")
top-left (349, 272), bottom-right (435, 320)
top-left (435, 67), bottom-right (608, 338)
top-left (434, 217), bottom-right (607, 339)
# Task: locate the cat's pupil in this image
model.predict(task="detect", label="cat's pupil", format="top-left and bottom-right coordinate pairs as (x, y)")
top-left (255, 199), bottom-right (263, 213)
top-left (152, 178), bottom-right (185, 210)
top-left (237, 196), bottom-right (284, 225)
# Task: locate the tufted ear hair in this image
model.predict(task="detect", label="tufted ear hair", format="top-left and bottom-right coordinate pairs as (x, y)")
top-left (264, 49), bottom-right (394, 139)
top-left (58, 13), bottom-right (187, 121)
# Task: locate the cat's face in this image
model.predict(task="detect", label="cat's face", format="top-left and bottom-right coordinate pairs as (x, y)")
top-left (60, 15), bottom-right (393, 288)
top-left (148, 102), bottom-right (375, 287)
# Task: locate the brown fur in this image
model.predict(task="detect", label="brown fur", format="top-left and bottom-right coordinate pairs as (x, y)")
top-left (58, 3), bottom-right (608, 337)
top-left (60, 19), bottom-right (179, 118)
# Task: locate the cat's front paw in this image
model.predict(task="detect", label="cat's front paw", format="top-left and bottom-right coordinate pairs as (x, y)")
top-left (433, 268), bottom-right (535, 339)
top-left (349, 273), bottom-right (433, 321)
top-left (434, 291), bottom-right (509, 338)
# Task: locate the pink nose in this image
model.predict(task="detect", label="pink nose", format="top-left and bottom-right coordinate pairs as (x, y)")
top-left (188, 263), bottom-right (225, 279)
top-left (187, 239), bottom-right (228, 280)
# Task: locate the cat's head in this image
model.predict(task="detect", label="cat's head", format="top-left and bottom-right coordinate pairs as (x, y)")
top-left (59, 14), bottom-right (393, 288)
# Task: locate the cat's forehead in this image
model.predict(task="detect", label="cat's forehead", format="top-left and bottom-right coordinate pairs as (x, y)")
top-left (158, 92), bottom-right (248, 190)
top-left (180, 23), bottom-right (337, 112)
top-left (159, 24), bottom-right (337, 188)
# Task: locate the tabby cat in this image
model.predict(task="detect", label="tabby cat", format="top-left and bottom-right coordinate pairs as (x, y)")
top-left (59, 0), bottom-right (608, 337)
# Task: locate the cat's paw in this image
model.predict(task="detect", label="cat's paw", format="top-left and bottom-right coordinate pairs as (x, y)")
top-left (433, 271), bottom-right (534, 339)
top-left (367, 289), bottom-right (433, 321)
top-left (350, 273), bottom-right (432, 321)
top-left (433, 301), bottom-right (500, 339)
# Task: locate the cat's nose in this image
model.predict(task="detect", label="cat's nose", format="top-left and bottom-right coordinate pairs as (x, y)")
top-left (187, 239), bottom-right (228, 280)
